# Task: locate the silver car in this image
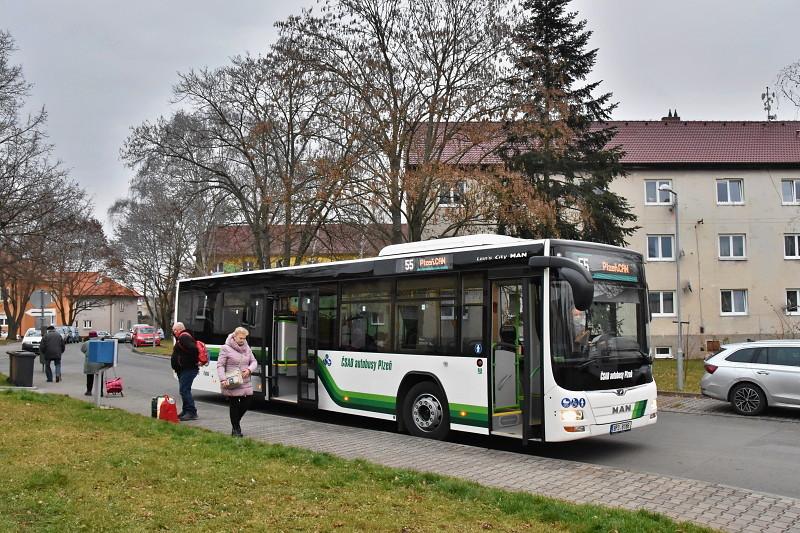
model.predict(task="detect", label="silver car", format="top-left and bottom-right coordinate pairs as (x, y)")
top-left (701, 340), bottom-right (800, 415)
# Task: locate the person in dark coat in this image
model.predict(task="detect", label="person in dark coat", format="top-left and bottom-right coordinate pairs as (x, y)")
top-left (40, 325), bottom-right (65, 382)
top-left (81, 330), bottom-right (105, 395)
top-left (170, 322), bottom-right (199, 421)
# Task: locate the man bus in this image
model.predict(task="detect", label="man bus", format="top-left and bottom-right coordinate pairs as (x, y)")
top-left (174, 234), bottom-right (657, 443)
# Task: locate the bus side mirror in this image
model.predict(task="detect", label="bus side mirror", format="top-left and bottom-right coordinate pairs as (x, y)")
top-left (528, 256), bottom-right (594, 311)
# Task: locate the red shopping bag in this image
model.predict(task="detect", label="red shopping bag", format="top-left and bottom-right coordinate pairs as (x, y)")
top-left (157, 394), bottom-right (179, 424)
top-left (105, 377), bottom-right (123, 396)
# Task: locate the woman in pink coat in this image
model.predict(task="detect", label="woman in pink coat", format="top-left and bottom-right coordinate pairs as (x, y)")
top-left (216, 326), bottom-right (258, 437)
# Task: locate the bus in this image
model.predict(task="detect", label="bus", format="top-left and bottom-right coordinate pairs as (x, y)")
top-left (175, 234), bottom-right (657, 443)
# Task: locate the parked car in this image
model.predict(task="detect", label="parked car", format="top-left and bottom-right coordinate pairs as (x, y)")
top-left (700, 340), bottom-right (800, 416)
top-left (132, 325), bottom-right (160, 347)
top-left (55, 325), bottom-right (70, 343)
top-left (96, 330), bottom-right (111, 340)
top-left (22, 328), bottom-right (42, 353)
top-left (112, 330), bottom-right (132, 343)
top-left (156, 328), bottom-right (164, 340)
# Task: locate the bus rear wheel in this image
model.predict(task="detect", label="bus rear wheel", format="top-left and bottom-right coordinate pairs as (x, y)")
top-left (403, 382), bottom-right (450, 440)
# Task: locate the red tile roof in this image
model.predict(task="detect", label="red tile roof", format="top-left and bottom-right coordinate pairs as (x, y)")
top-left (409, 120), bottom-right (800, 166)
top-left (598, 120), bottom-right (800, 165)
top-left (67, 273), bottom-right (140, 298)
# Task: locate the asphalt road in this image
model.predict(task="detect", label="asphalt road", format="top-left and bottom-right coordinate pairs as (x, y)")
top-left (9, 342), bottom-right (800, 499)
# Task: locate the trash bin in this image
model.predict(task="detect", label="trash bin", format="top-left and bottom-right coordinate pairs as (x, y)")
top-left (7, 350), bottom-right (37, 387)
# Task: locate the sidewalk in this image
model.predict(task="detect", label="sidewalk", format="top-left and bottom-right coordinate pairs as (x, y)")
top-left (4, 347), bottom-right (800, 533)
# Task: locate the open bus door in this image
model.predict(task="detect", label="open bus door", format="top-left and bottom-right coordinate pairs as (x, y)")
top-left (490, 278), bottom-right (543, 443)
top-left (248, 294), bottom-right (269, 397)
top-left (297, 288), bottom-right (319, 407)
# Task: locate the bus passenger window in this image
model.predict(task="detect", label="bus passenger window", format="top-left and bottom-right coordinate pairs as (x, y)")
top-left (395, 276), bottom-right (457, 355)
top-left (339, 280), bottom-right (391, 352)
top-left (462, 274), bottom-right (484, 356)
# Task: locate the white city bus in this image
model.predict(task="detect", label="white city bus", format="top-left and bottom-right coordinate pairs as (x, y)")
top-left (175, 235), bottom-right (657, 443)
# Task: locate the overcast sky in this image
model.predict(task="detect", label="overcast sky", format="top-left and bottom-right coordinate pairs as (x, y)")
top-left (2, 0), bottom-right (800, 230)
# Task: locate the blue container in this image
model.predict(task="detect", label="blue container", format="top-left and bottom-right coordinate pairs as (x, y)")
top-left (88, 340), bottom-right (115, 364)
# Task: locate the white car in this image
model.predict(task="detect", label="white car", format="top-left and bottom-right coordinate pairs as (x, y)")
top-left (22, 328), bottom-right (43, 353)
top-left (701, 340), bottom-right (800, 415)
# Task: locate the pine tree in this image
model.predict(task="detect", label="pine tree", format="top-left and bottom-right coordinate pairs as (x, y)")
top-left (499, 0), bottom-right (637, 245)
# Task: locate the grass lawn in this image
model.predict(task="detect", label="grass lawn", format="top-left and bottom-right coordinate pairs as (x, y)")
top-left (653, 358), bottom-right (706, 394)
top-left (135, 339), bottom-right (173, 357)
top-left (0, 391), bottom-right (713, 533)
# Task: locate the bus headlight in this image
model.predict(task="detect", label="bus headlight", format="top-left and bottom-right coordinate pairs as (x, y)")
top-left (560, 409), bottom-right (584, 422)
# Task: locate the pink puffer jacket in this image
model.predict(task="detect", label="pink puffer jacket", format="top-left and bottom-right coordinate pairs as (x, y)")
top-left (216, 334), bottom-right (258, 397)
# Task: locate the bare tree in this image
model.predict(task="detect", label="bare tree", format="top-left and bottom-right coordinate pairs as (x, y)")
top-left (46, 217), bottom-right (112, 326)
top-left (109, 153), bottom-right (229, 334)
top-left (123, 35), bottom-right (357, 268)
top-left (284, 0), bottom-right (512, 243)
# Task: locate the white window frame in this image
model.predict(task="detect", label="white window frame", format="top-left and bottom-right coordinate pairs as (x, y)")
top-left (83, 320), bottom-right (93, 329)
top-left (720, 289), bottom-right (748, 316)
top-left (438, 181), bottom-right (467, 207)
top-left (718, 234), bottom-right (746, 260)
top-left (652, 346), bottom-right (673, 359)
top-left (214, 262), bottom-right (224, 273)
top-left (243, 261), bottom-right (253, 272)
top-left (787, 289), bottom-right (800, 316)
top-left (644, 180), bottom-right (673, 205)
top-left (716, 179), bottom-right (744, 205)
top-left (781, 179), bottom-right (800, 205)
top-left (785, 234), bottom-right (800, 259)
top-left (646, 234), bottom-right (675, 261)
top-left (649, 290), bottom-right (676, 317)
top-left (118, 301), bottom-right (125, 312)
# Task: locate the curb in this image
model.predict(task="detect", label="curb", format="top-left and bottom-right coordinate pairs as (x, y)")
top-left (657, 391), bottom-right (704, 398)
top-left (0, 386), bottom-right (39, 391)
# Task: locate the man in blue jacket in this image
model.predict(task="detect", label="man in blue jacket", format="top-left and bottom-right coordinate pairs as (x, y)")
top-left (170, 322), bottom-right (199, 421)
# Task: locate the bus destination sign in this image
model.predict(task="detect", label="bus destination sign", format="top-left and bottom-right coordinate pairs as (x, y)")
top-left (564, 250), bottom-right (639, 282)
top-left (396, 254), bottom-right (453, 273)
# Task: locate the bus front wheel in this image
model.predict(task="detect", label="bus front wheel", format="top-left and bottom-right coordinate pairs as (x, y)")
top-left (403, 382), bottom-right (450, 440)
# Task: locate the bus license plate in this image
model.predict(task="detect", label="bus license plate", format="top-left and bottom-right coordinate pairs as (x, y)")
top-left (609, 421), bottom-right (632, 434)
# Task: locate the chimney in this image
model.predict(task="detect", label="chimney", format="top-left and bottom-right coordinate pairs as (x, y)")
top-left (661, 109), bottom-right (680, 121)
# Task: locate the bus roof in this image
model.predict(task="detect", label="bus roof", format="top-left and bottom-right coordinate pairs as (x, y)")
top-left (178, 235), bottom-right (639, 286)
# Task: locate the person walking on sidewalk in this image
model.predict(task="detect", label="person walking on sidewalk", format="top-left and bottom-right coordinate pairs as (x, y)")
top-left (81, 330), bottom-right (104, 395)
top-left (40, 325), bottom-right (65, 382)
top-left (170, 322), bottom-right (199, 421)
top-left (216, 326), bottom-right (257, 437)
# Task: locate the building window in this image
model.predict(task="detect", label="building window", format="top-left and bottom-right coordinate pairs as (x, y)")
top-left (214, 262), bottom-right (224, 273)
top-left (787, 290), bottom-right (800, 315)
top-left (242, 261), bottom-right (253, 272)
top-left (718, 234), bottom-right (746, 259)
top-left (118, 301), bottom-right (125, 312)
top-left (644, 180), bottom-right (672, 205)
top-left (652, 346), bottom-right (673, 359)
top-left (647, 235), bottom-right (674, 261)
top-left (83, 320), bottom-right (93, 329)
top-left (785, 234), bottom-right (800, 259)
top-left (119, 319), bottom-right (125, 331)
top-left (648, 291), bottom-right (675, 316)
top-left (716, 179), bottom-right (743, 205)
top-left (781, 179), bottom-right (800, 204)
top-left (721, 289), bottom-right (748, 315)
top-left (438, 181), bottom-right (466, 206)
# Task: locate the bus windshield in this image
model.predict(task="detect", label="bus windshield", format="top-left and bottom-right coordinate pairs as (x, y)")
top-left (550, 278), bottom-right (652, 391)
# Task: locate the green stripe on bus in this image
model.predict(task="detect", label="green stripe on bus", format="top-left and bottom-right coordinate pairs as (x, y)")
top-left (632, 400), bottom-right (647, 419)
top-left (317, 362), bottom-right (396, 414)
top-left (316, 360), bottom-right (488, 427)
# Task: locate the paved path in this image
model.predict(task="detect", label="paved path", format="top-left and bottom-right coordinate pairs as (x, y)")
top-left (3, 346), bottom-right (800, 533)
top-left (659, 394), bottom-right (800, 424)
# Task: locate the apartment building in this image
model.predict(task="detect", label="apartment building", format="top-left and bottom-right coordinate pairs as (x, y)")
top-left (607, 119), bottom-right (800, 357)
